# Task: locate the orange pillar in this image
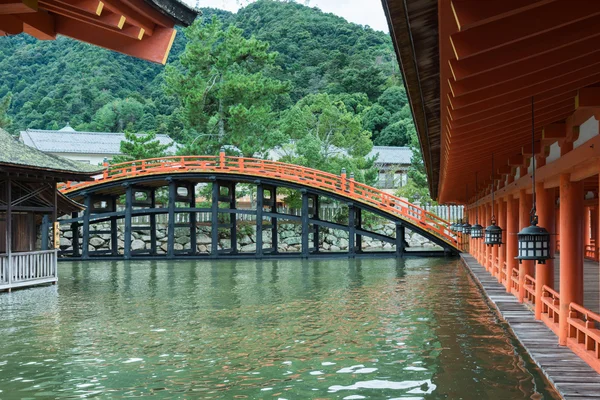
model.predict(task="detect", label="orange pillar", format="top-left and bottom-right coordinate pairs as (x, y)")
top-left (519, 189), bottom-right (534, 303)
top-left (559, 174), bottom-right (584, 345)
top-left (498, 198), bottom-right (506, 285)
top-left (584, 206), bottom-right (591, 258)
top-left (506, 194), bottom-right (518, 293)
top-left (491, 199), bottom-right (499, 279)
top-left (485, 203), bottom-right (491, 270)
top-left (535, 183), bottom-right (555, 320)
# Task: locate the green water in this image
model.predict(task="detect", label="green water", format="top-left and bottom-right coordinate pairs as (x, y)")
top-left (0, 258), bottom-right (559, 399)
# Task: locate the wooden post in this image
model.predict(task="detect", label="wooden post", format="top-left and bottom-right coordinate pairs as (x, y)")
top-left (71, 212), bottom-right (80, 257)
top-left (189, 183), bottom-right (196, 255)
top-left (396, 222), bottom-right (405, 257)
top-left (301, 189), bottom-right (309, 257)
top-left (313, 195), bottom-right (320, 252)
top-left (211, 181), bottom-right (219, 258)
top-left (348, 203), bottom-right (356, 257)
top-left (149, 190), bottom-right (157, 256)
top-left (518, 189), bottom-right (533, 303)
top-left (355, 207), bottom-right (362, 253)
top-left (271, 187), bottom-right (278, 253)
top-left (559, 173), bottom-right (584, 345)
top-left (506, 194), bottom-right (518, 293)
top-left (497, 199), bottom-right (505, 284)
top-left (124, 185), bottom-right (133, 259)
top-left (82, 193), bottom-right (91, 260)
top-left (41, 215), bottom-right (49, 251)
top-left (167, 180), bottom-right (176, 258)
top-left (109, 197), bottom-right (118, 256)
top-left (536, 183), bottom-right (555, 320)
top-left (230, 183), bottom-right (237, 254)
top-left (256, 183), bottom-right (263, 258)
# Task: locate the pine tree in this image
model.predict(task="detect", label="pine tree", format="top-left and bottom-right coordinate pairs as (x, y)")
top-left (112, 131), bottom-right (172, 163)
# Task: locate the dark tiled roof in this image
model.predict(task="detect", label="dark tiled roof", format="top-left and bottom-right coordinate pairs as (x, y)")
top-left (368, 146), bottom-right (413, 164)
top-left (20, 128), bottom-right (176, 155)
top-left (0, 129), bottom-right (101, 174)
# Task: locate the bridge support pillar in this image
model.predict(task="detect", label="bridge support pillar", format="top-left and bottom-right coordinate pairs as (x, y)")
top-left (348, 203), bottom-right (356, 257)
top-left (536, 183), bottom-right (555, 320)
top-left (149, 190), bottom-right (157, 256)
top-left (167, 180), bottom-right (176, 258)
top-left (189, 184), bottom-right (197, 256)
top-left (109, 197), bottom-right (118, 256)
top-left (123, 185), bottom-right (133, 259)
top-left (71, 212), bottom-right (80, 257)
top-left (82, 194), bottom-right (91, 260)
top-left (312, 195), bottom-right (320, 253)
top-left (396, 222), bottom-right (405, 257)
top-left (211, 180), bottom-right (219, 258)
top-left (271, 186), bottom-right (278, 254)
top-left (256, 183), bottom-right (264, 258)
top-left (301, 190), bottom-right (309, 258)
top-left (229, 183), bottom-right (237, 254)
top-left (559, 174), bottom-right (584, 345)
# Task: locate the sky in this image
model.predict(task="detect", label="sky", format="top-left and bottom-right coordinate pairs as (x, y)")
top-left (183, 0), bottom-right (389, 32)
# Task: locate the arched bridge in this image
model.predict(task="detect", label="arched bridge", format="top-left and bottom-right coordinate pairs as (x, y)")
top-left (58, 155), bottom-right (460, 260)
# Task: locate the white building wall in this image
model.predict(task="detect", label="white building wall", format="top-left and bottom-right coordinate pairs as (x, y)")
top-left (49, 153), bottom-right (117, 166)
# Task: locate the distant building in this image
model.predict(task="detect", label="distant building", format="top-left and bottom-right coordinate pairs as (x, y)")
top-left (19, 124), bottom-right (176, 166)
top-left (368, 146), bottom-right (412, 192)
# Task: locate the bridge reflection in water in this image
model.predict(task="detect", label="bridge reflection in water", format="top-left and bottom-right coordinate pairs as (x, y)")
top-left (57, 154), bottom-right (460, 260)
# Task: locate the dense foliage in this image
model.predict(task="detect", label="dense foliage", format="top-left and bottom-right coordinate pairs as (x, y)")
top-left (0, 0), bottom-right (426, 189)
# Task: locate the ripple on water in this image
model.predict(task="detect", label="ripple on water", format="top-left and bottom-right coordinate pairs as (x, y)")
top-left (0, 258), bottom-right (560, 399)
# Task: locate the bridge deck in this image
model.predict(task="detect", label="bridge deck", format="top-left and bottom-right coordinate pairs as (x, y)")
top-left (461, 254), bottom-right (600, 400)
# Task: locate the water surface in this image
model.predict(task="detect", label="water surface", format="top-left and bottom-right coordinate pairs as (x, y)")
top-left (0, 258), bottom-right (559, 399)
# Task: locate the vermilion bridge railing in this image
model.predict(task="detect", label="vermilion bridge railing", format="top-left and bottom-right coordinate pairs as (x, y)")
top-left (59, 155), bottom-right (459, 250)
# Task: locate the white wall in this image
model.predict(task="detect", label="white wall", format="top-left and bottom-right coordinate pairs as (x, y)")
top-left (50, 153), bottom-right (117, 166)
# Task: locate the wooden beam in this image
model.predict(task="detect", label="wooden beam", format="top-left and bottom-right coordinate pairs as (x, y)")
top-left (0, 14), bottom-right (22, 34)
top-left (450, 51), bottom-right (600, 98)
top-left (100, 0), bottom-right (159, 34)
top-left (55, 16), bottom-right (175, 64)
top-left (449, 2), bottom-right (600, 60)
top-left (71, 0), bottom-right (103, 15)
top-left (542, 123), bottom-right (566, 142)
top-left (498, 165), bottom-right (513, 176)
top-left (576, 87), bottom-right (600, 108)
top-left (522, 142), bottom-right (543, 156)
top-left (19, 9), bottom-right (54, 39)
top-left (450, 0), bottom-right (556, 32)
top-left (0, 0), bottom-right (36, 14)
top-left (448, 16), bottom-right (600, 81)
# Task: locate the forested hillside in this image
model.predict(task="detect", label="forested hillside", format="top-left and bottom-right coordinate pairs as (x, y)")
top-left (0, 0), bottom-right (412, 143)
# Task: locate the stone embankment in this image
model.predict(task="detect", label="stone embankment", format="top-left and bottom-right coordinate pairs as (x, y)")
top-left (59, 222), bottom-right (437, 254)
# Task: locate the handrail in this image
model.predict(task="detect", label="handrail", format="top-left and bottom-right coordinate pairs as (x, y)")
top-left (524, 274), bottom-right (536, 304)
top-left (567, 302), bottom-right (600, 372)
top-left (510, 267), bottom-right (519, 294)
top-left (58, 155), bottom-right (459, 248)
top-left (540, 284), bottom-right (560, 334)
top-left (585, 244), bottom-right (598, 260)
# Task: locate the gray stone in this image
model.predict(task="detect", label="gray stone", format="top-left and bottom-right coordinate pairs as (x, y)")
top-left (283, 236), bottom-right (301, 245)
top-left (338, 238), bottom-right (349, 249)
top-left (63, 230), bottom-right (73, 238)
top-left (174, 243), bottom-right (184, 251)
top-left (330, 245), bottom-right (340, 251)
top-left (131, 239), bottom-right (146, 251)
top-left (160, 242), bottom-right (168, 252)
top-left (89, 237), bottom-right (105, 247)
top-left (176, 235), bottom-right (189, 244)
top-left (240, 243), bottom-right (256, 252)
top-left (59, 237), bottom-right (71, 247)
top-left (142, 235), bottom-right (152, 241)
top-left (197, 234), bottom-right (211, 244)
top-left (197, 244), bottom-right (208, 253)
top-left (239, 235), bottom-right (253, 245)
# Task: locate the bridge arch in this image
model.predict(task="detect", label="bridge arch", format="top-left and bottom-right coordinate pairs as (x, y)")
top-left (58, 156), bottom-right (460, 259)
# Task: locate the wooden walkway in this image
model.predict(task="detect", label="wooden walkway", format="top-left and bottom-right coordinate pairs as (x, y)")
top-left (461, 254), bottom-right (600, 400)
top-left (554, 258), bottom-right (600, 314)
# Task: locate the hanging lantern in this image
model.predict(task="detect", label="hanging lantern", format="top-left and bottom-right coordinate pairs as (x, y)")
top-left (516, 97), bottom-right (552, 264)
top-left (471, 172), bottom-right (484, 239)
top-left (471, 223), bottom-right (484, 239)
top-left (462, 221), bottom-right (472, 236)
top-left (485, 154), bottom-right (503, 246)
top-left (455, 219), bottom-right (463, 233)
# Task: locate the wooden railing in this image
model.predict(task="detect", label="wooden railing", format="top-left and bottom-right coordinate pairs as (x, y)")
top-left (500, 261), bottom-right (507, 285)
top-left (0, 250), bottom-right (58, 291)
top-left (510, 268), bottom-right (519, 296)
top-left (58, 155), bottom-right (459, 249)
top-left (567, 303), bottom-right (600, 373)
top-left (585, 244), bottom-right (598, 261)
top-left (524, 274), bottom-right (536, 305)
top-left (541, 285), bottom-right (560, 335)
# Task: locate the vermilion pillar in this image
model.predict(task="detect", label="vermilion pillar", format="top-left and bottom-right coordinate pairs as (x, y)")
top-left (498, 198), bottom-right (506, 285)
top-left (484, 203), bottom-right (491, 270)
top-left (506, 194), bottom-right (518, 293)
top-left (559, 174), bottom-right (584, 345)
top-left (519, 189), bottom-right (534, 303)
top-left (584, 207), bottom-right (591, 258)
top-left (491, 199), bottom-right (499, 279)
top-left (535, 183), bottom-right (555, 320)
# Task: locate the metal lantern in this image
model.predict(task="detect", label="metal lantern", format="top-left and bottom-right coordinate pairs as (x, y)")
top-left (450, 223), bottom-right (457, 232)
top-left (516, 97), bottom-right (552, 264)
top-left (517, 216), bottom-right (551, 263)
top-left (462, 222), bottom-right (472, 236)
top-left (484, 219), bottom-right (502, 246)
top-left (471, 223), bottom-right (484, 239)
top-left (454, 220), bottom-right (463, 233)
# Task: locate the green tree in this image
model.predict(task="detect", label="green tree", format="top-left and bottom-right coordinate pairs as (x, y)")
top-left (0, 92), bottom-right (12, 130)
top-left (166, 17), bottom-right (290, 157)
top-left (91, 98), bottom-right (145, 132)
top-left (279, 93), bottom-right (376, 183)
top-left (395, 124), bottom-right (434, 204)
top-left (112, 131), bottom-right (172, 163)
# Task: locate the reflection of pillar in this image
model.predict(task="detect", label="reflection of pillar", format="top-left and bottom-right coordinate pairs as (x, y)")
top-left (518, 189), bottom-right (533, 303)
top-left (497, 199), bottom-right (505, 284)
top-left (506, 194), bottom-right (518, 293)
top-left (535, 183), bottom-right (555, 320)
top-left (559, 174), bottom-right (584, 345)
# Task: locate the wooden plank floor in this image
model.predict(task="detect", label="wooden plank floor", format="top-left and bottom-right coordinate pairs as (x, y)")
top-left (461, 254), bottom-right (600, 400)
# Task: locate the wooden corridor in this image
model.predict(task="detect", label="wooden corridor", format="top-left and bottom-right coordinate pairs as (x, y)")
top-left (555, 258), bottom-right (600, 316)
top-left (462, 254), bottom-right (600, 400)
